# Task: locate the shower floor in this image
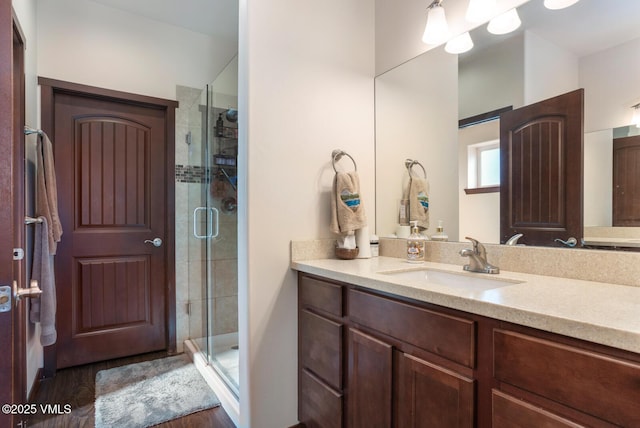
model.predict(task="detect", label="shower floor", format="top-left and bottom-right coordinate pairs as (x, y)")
top-left (193, 332), bottom-right (239, 398)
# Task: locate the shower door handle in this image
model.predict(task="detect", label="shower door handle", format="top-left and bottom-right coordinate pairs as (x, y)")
top-left (193, 207), bottom-right (220, 239)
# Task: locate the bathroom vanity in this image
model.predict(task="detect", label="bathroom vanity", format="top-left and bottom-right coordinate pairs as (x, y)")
top-left (293, 256), bottom-right (640, 428)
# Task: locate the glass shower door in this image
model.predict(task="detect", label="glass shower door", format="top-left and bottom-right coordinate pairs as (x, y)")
top-left (184, 57), bottom-right (239, 399)
top-left (202, 65), bottom-right (239, 397)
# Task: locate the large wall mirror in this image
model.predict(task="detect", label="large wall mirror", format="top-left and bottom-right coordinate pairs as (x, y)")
top-left (375, 0), bottom-right (640, 249)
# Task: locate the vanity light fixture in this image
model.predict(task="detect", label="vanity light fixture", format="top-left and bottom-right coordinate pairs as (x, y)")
top-left (487, 8), bottom-right (521, 35)
top-left (632, 103), bottom-right (640, 128)
top-left (465, 0), bottom-right (497, 23)
top-left (422, 0), bottom-right (451, 45)
top-left (445, 32), bottom-right (474, 54)
top-left (544, 0), bottom-right (580, 10)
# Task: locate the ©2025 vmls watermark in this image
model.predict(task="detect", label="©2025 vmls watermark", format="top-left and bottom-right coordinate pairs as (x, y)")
top-left (3, 403), bottom-right (72, 427)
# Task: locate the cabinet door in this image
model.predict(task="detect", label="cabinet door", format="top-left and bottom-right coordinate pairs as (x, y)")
top-left (395, 352), bottom-right (474, 428)
top-left (348, 328), bottom-right (392, 428)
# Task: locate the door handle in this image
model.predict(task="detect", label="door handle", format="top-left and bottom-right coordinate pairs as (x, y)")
top-left (144, 237), bottom-right (163, 247)
top-left (193, 207), bottom-right (220, 239)
top-left (554, 237), bottom-right (577, 247)
top-left (13, 279), bottom-right (42, 305)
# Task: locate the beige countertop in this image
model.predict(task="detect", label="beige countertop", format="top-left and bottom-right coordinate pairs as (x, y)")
top-left (583, 237), bottom-right (640, 248)
top-left (291, 256), bottom-right (640, 354)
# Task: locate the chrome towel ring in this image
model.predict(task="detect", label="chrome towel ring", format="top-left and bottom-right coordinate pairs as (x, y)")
top-left (405, 159), bottom-right (427, 179)
top-left (332, 149), bottom-right (357, 173)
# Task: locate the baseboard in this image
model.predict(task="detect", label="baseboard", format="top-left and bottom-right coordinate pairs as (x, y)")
top-left (27, 368), bottom-right (43, 403)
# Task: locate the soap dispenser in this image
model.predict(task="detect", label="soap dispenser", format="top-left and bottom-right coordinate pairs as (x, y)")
top-left (431, 220), bottom-right (449, 242)
top-left (407, 221), bottom-right (426, 263)
top-left (216, 113), bottom-right (224, 137)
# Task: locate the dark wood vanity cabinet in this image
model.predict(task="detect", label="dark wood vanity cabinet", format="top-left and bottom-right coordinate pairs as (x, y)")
top-left (297, 272), bottom-right (640, 428)
top-left (492, 328), bottom-right (640, 427)
top-left (347, 287), bottom-right (476, 428)
top-left (299, 273), bottom-right (476, 428)
top-left (299, 275), bottom-right (345, 428)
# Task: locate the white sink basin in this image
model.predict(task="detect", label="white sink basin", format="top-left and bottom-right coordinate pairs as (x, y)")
top-left (380, 268), bottom-right (522, 292)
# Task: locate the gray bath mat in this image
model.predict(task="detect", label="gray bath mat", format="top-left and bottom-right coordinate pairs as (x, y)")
top-left (95, 354), bottom-right (220, 428)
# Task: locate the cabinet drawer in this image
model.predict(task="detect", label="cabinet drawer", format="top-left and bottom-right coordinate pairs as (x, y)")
top-left (300, 309), bottom-right (343, 390)
top-left (300, 369), bottom-right (343, 428)
top-left (397, 352), bottom-right (474, 427)
top-left (348, 289), bottom-right (476, 368)
top-left (494, 329), bottom-right (640, 427)
top-left (492, 390), bottom-right (584, 428)
top-left (300, 274), bottom-right (343, 317)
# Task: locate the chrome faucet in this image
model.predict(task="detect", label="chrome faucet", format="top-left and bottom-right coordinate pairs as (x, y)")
top-left (460, 237), bottom-right (500, 274)
top-left (505, 233), bottom-right (524, 245)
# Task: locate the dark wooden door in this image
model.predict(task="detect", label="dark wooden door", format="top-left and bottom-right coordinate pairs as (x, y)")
top-left (395, 352), bottom-right (474, 428)
top-left (1, 4), bottom-right (27, 426)
top-left (40, 79), bottom-right (177, 369)
top-left (347, 328), bottom-right (392, 428)
top-left (613, 135), bottom-right (640, 226)
top-left (500, 89), bottom-right (583, 246)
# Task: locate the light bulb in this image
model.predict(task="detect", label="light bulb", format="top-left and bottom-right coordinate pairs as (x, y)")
top-left (422, 4), bottom-right (450, 45)
top-left (633, 105), bottom-right (640, 128)
top-left (487, 8), bottom-right (521, 35)
top-left (445, 32), bottom-right (474, 54)
top-left (466, 0), bottom-right (497, 23)
top-left (544, 0), bottom-right (580, 10)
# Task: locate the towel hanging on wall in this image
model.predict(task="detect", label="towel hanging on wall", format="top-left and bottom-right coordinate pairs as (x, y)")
top-left (29, 216), bottom-right (57, 347)
top-left (403, 159), bottom-right (430, 230)
top-left (330, 170), bottom-right (367, 236)
top-left (330, 150), bottom-right (367, 237)
top-left (35, 132), bottom-right (63, 255)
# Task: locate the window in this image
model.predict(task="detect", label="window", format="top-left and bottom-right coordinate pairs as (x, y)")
top-left (466, 140), bottom-right (500, 193)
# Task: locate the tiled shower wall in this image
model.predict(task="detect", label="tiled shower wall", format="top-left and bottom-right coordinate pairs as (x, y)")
top-left (175, 85), bottom-right (238, 353)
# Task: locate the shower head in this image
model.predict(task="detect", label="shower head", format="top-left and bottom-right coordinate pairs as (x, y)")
top-left (225, 109), bottom-right (238, 123)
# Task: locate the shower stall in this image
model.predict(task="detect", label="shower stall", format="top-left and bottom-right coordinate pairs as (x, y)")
top-left (176, 57), bottom-right (239, 409)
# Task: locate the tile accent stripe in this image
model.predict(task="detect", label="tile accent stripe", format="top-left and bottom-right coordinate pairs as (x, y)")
top-left (175, 164), bottom-right (212, 184)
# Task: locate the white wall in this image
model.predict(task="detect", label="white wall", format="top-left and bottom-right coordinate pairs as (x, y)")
top-left (376, 47), bottom-right (459, 240)
top-left (211, 56), bottom-right (238, 100)
top-left (580, 36), bottom-right (640, 133)
top-left (12, 0), bottom-right (40, 400)
top-left (375, 0), bottom-right (530, 75)
top-left (458, 120), bottom-right (500, 243)
top-left (524, 31), bottom-right (578, 104)
top-left (242, 0), bottom-right (375, 425)
top-left (459, 34), bottom-right (524, 119)
top-left (584, 129), bottom-right (613, 227)
top-left (37, 0), bottom-right (236, 100)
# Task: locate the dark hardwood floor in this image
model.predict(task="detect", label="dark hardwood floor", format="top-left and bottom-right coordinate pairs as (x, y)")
top-left (26, 351), bottom-right (236, 428)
